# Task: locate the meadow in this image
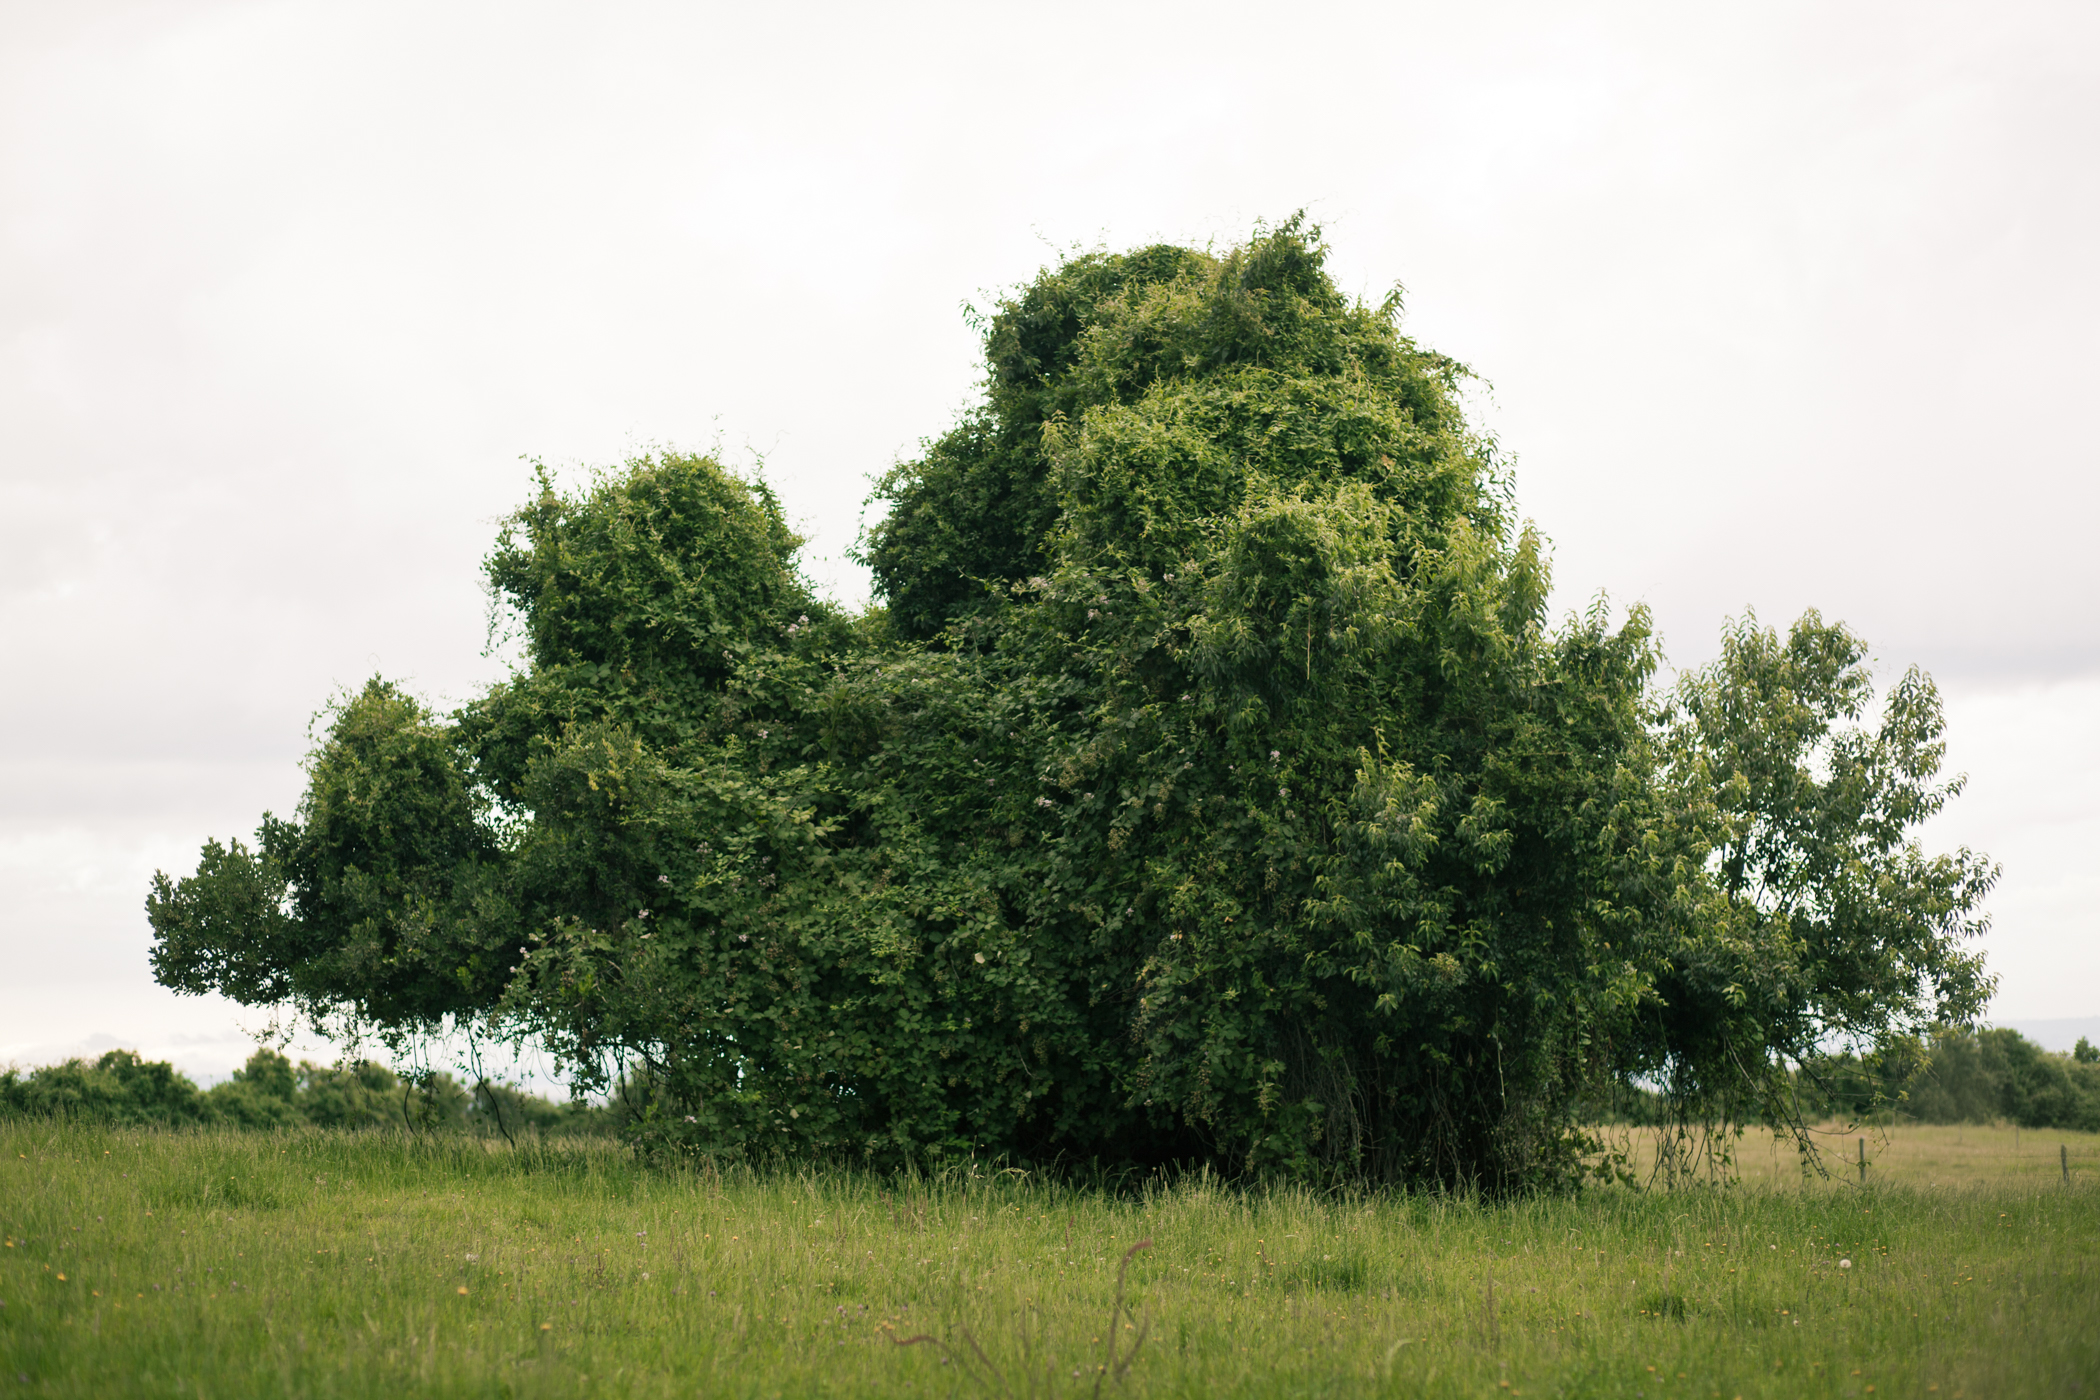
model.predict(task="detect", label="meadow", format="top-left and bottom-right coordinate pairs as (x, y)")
top-left (2, 1120), bottom-right (2094, 1398)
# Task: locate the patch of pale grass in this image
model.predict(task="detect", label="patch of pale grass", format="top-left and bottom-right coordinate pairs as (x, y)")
top-left (1611, 1121), bottom-right (2100, 1192)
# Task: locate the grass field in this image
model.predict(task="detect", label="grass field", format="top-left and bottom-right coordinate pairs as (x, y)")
top-left (3, 1121), bottom-right (2095, 1398)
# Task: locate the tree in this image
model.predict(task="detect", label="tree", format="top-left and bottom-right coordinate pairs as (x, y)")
top-left (147, 219), bottom-right (1994, 1190)
top-left (1623, 613), bottom-right (1996, 1163)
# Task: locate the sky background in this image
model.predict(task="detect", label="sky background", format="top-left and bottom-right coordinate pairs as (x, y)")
top-left (4, 0), bottom-right (2096, 1083)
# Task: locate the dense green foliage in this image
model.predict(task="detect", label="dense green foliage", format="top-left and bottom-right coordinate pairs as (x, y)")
top-left (145, 220), bottom-right (1996, 1190)
top-left (0, 1050), bottom-right (601, 1136)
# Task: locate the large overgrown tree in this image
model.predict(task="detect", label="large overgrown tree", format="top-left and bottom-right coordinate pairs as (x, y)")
top-left (147, 219), bottom-right (1994, 1189)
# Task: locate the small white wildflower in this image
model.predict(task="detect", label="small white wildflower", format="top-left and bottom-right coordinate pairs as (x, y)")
top-left (657, 874), bottom-right (670, 885)
top-left (1088, 609), bottom-right (1099, 620)
top-left (973, 952), bottom-right (986, 964)
top-left (798, 614), bottom-right (808, 625)
top-left (758, 729), bottom-right (769, 739)
top-left (684, 1114), bottom-right (697, 1123)
top-left (1035, 796), bottom-right (1054, 807)
top-left (1838, 1258), bottom-right (1852, 1269)
top-left (1270, 750), bottom-right (1280, 761)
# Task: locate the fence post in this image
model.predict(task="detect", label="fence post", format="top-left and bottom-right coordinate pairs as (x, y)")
top-left (1858, 1137), bottom-right (1866, 1187)
top-left (2064, 1143), bottom-right (2071, 1186)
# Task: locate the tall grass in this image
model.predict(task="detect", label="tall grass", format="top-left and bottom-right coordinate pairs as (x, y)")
top-left (3, 1121), bottom-right (2095, 1397)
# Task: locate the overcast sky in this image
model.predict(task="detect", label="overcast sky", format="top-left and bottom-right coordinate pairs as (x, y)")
top-left (4, 0), bottom-right (2096, 1081)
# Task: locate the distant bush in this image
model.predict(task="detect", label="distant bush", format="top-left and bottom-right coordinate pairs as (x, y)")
top-left (471, 1077), bottom-right (609, 1137)
top-left (0, 1049), bottom-right (216, 1126)
top-left (1799, 1026), bottom-right (2100, 1132)
top-left (0, 1047), bottom-right (607, 1135)
top-left (1575, 1079), bottom-right (1669, 1127)
top-left (298, 1058), bottom-right (414, 1128)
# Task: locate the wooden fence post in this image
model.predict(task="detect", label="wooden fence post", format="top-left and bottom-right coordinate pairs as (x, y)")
top-left (1858, 1137), bottom-right (1866, 1186)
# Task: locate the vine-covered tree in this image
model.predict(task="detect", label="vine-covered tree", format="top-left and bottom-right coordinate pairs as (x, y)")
top-left (148, 219), bottom-right (1995, 1189)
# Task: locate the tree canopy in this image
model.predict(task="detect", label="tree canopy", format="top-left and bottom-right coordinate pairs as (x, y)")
top-left (147, 219), bottom-right (1995, 1190)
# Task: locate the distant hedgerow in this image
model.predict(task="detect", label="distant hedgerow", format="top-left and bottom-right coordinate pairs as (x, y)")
top-left (1, 1048), bottom-right (604, 1136)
